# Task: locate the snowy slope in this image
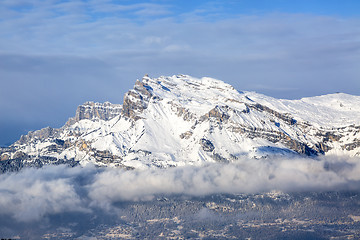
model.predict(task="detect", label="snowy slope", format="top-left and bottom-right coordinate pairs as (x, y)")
top-left (2, 75), bottom-right (360, 171)
top-left (247, 92), bottom-right (360, 127)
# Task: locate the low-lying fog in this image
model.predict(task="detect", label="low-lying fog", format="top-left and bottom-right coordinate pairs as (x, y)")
top-left (1, 155), bottom-right (360, 239)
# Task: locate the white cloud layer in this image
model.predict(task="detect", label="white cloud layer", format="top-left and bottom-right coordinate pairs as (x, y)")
top-left (0, 155), bottom-right (359, 222)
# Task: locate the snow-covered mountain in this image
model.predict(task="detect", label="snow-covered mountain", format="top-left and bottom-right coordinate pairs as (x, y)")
top-left (1, 74), bottom-right (360, 172)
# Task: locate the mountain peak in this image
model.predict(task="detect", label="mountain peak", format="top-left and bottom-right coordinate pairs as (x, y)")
top-left (125, 75), bottom-right (249, 119)
top-left (1, 75), bottom-right (360, 172)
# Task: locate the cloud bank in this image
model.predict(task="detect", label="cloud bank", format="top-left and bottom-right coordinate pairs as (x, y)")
top-left (1, 155), bottom-right (359, 223)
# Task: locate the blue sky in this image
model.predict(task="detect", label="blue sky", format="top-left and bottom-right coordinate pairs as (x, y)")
top-left (1, 0), bottom-right (360, 145)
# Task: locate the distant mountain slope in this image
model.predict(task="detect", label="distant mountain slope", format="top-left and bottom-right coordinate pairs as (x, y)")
top-left (1, 75), bottom-right (359, 172)
top-left (247, 92), bottom-right (360, 127)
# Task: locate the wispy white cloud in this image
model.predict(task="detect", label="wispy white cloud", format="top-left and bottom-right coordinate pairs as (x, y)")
top-left (0, 165), bottom-right (93, 222)
top-left (89, 155), bottom-right (360, 206)
top-left (1, 155), bottom-right (359, 223)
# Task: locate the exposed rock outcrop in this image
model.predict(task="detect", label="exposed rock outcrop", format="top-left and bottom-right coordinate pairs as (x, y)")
top-left (16, 127), bottom-right (60, 145)
top-left (122, 79), bottom-right (154, 120)
top-left (200, 138), bottom-right (215, 152)
top-left (66, 101), bottom-right (122, 125)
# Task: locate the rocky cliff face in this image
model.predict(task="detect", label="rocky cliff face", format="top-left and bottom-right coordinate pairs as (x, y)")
top-left (1, 75), bottom-right (360, 172)
top-left (66, 101), bottom-right (122, 125)
top-left (122, 80), bottom-right (154, 120)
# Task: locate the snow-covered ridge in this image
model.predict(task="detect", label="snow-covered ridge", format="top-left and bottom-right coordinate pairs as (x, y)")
top-left (247, 92), bottom-right (360, 127)
top-left (1, 74), bottom-right (360, 172)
